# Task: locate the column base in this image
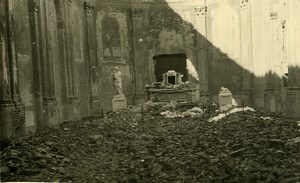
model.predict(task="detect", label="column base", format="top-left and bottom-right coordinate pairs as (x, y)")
top-left (284, 87), bottom-right (300, 118)
top-left (0, 101), bottom-right (14, 140)
top-left (199, 90), bottom-right (210, 105)
top-left (241, 89), bottom-right (252, 107)
top-left (12, 100), bottom-right (25, 136)
top-left (43, 97), bottom-right (59, 127)
top-left (67, 96), bottom-right (80, 121)
top-left (0, 99), bottom-right (25, 140)
top-left (264, 89), bottom-right (276, 112)
top-left (89, 96), bottom-right (101, 116)
top-left (134, 93), bottom-right (147, 105)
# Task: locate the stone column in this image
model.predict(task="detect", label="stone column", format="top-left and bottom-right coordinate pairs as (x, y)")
top-left (28, 0), bottom-right (44, 130)
top-left (54, 0), bottom-right (68, 120)
top-left (239, 0), bottom-right (253, 107)
top-left (263, 1), bottom-right (283, 112)
top-left (84, 2), bottom-right (101, 115)
top-left (284, 0), bottom-right (300, 118)
top-left (64, 0), bottom-right (79, 120)
top-left (63, 0), bottom-right (75, 100)
top-left (131, 0), bottom-right (145, 104)
top-left (40, 0), bottom-right (59, 127)
top-left (0, 0), bottom-right (14, 139)
top-left (42, 0), bottom-right (56, 100)
top-left (194, 4), bottom-right (210, 103)
top-left (67, 0), bottom-right (76, 99)
top-left (6, 0), bottom-right (25, 135)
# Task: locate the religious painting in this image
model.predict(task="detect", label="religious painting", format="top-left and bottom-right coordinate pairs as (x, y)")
top-left (101, 16), bottom-right (121, 61)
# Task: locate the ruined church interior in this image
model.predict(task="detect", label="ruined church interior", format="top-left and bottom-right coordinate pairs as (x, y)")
top-left (1, 0), bottom-right (300, 182)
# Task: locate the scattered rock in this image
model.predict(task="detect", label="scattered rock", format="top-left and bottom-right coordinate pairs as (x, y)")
top-left (0, 166), bottom-right (10, 176)
top-left (88, 135), bottom-right (104, 141)
top-left (22, 168), bottom-right (41, 175)
top-left (1, 109), bottom-right (299, 182)
top-left (229, 148), bottom-right (247, 157)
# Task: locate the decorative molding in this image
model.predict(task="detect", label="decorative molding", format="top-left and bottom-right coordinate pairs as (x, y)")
top-left (67, 0), bottom-right (72, 7)
top-left (240, 0), bottom-right (248, 9)
top-left (131, 9), bottom-right (144, 17)
top-left (84, 2), bottom-right (94, 17)
top-left (28, 0), bottom-right (40, 12)
top-left (63, 0), bottom-right (72, 6)
top-left (194, 6), bottom-right (207, 17)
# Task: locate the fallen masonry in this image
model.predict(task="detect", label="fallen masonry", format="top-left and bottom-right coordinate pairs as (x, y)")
top-left (1, 108), bottom-right (300, 182)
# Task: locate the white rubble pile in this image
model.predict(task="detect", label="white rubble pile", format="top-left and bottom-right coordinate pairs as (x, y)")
top-left (160, 111), bottom-right (184, 118)
top-left (260, 116), bottom-right (273, 120)
top-left (182, 107), bottom-right (203, 117)
top-left (160, 107), bottom-right (203, 118)
top-left (208, 107), bottom-right (255, 122)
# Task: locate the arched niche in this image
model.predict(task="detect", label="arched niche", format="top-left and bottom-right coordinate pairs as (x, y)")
top-left (96, 11), bottom-right (128, 63)
top-left (101, 16), bottom-right (121, 61)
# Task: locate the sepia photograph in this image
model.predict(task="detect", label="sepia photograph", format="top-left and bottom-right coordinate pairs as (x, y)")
top-left (0, 0), bottom-right (300, 182)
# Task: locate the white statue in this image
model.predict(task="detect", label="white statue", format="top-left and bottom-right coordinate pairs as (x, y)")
top-left (112, 66), bottom-right (123, 96)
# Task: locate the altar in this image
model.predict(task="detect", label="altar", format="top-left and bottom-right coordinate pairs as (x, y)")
top-left (146, 70), bottom-right (200, 102)
top-left (147, 88), bottom-right (199, 102)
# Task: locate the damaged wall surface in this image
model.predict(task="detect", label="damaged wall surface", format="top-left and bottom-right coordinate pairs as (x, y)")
top-left (1, 0), bottom-right (300, 140)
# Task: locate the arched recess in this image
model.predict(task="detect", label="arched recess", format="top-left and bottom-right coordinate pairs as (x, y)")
top-left (96, 12), bottom-right (129, 63)
top-left (102, 16), bottom-right (121, 61)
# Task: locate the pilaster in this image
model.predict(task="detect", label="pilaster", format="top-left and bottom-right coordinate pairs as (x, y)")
top-left (84, 2), bottom-right (101, 115)
top-left (28, 0), bottom-right (44, 130)
top-left (0, 0), bottom-right (25, 139)
top-left (55, 0), bottom-right (68, 120)
top-left (239, 0), bottom-right (253, 107)
top-left (40, 0), bottom-right (59, 127)
top-left (0, 0), bottom-right (13, 140)
top-left (63, 0), bottom-right (76, 100)
top-left (131, 0), bottom-right (146, 104)
top-left (284, 0), bottom-right (300, 118)
top-left (194, 4), bottom-right (210, 102)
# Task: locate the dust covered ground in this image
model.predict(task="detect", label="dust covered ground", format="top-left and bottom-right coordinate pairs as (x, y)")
top-left (1, 107), bottom-right (300, 183)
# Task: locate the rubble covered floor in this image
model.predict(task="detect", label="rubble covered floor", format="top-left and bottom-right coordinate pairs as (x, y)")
top-left (1, 110), bottom-right (300, 182)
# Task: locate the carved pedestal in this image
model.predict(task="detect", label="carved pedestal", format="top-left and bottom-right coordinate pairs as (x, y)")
top-left (112, 95), bottom-right (127, 111)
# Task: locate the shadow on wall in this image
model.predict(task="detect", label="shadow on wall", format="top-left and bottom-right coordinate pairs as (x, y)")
top-left (143, 0), bottom-right (300, 116)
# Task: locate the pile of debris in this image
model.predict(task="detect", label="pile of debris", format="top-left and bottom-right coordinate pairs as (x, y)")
top-left (0, 128), bottom-right (72, 181)
top-left (1, 109), bottom-right (299, 182)
top-left (160, 107), bottom-right (204, 118)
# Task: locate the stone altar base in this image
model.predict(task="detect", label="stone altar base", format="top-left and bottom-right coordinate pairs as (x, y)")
top-left (112, 95), bottom-right (127, 111)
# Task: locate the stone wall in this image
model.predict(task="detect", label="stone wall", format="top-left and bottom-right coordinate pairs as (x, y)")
top-left (1, 0), bottom-right (300, 140)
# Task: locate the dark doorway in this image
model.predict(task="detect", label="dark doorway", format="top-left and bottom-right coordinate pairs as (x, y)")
top-left (153, 53), bottom-right (188, 82)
